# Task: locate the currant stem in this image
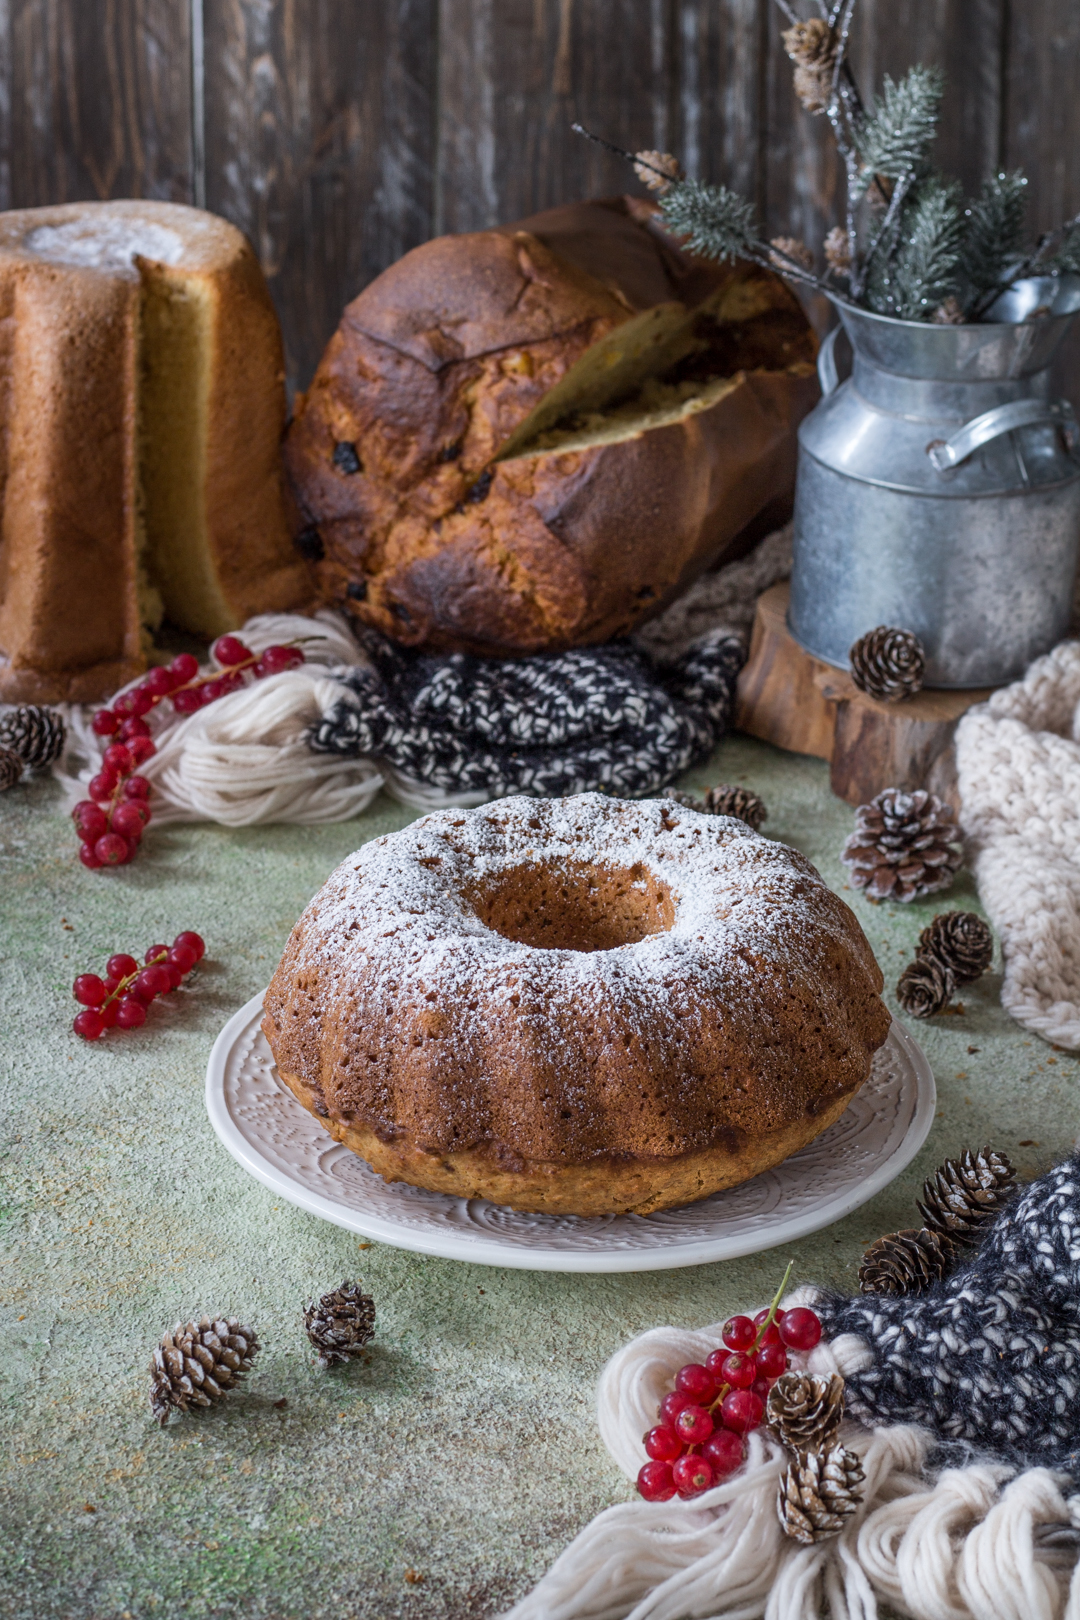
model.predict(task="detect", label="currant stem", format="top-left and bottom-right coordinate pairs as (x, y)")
top-left (99, 950), bottom-right (169, 1012)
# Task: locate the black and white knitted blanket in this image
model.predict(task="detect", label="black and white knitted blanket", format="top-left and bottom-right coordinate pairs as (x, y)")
top-left (818, 1153), bottom-right (1080, 1470)
top-left (307, 627), bottom-right (744, 800)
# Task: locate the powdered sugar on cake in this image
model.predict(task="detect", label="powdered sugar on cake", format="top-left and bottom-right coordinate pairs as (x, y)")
top-left (25, 218), bottom-right (188, 274)
top-left (286, 793), bottom-right (861, 1053)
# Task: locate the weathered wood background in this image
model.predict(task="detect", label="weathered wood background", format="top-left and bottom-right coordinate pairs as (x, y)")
top-left (0, 0), bottom-right (1076, 396)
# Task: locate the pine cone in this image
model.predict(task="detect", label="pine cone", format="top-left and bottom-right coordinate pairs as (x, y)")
top-left (0, 746), bottom-right (23, 792)
top-left (770, 236), bottom-right (814, 271)
top-left (303, 1280), bottom-right (375, 1368)
top-left (858, 1226), bottom-right (959, 1295)
top-left (781, 19), bottom-right (837, 115)
top-left (767, 1372), bottom-right (845, 1456)
top-left (849, 626), bottom-right (926, 702)
top-left (824, 226), bottom-right (852, 274)
top-left (840, 788), bottom-right (962, 903)
top-left (0, 704), bottom-right (66, 769)
top-left (149, 1316), bottom-right (260, 1425)
top-left (633, 150), bottom-right (682, 194)
top-left (917, 1147), bottom-right (1016, 1244)
top-left (932, 296), bottom-right (965, 325)
top-left (777, 1443), bottom-right (865, 1544)
top-left (896, 955), bottom-right (955, 1018)
top-left (670, 784), bottom-right (767, 832)
top-left (918, 911), bottom-right (994, 984)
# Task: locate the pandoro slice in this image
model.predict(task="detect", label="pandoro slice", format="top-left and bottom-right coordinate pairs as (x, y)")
top-left (0, 200), bottom-right (311, 703)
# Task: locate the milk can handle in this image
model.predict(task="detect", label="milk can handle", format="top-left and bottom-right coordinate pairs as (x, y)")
top-left (926, 398), bottom-right (1078, 473)
top-left (817, 326), bottom-right (843, 396)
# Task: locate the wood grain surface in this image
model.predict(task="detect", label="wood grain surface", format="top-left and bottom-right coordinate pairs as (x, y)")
top-left (0, 0), bottom-right (1077, 390)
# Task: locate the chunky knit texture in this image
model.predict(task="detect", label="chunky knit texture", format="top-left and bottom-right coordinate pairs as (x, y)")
top-left (818, 1153), bottom-right (1080, 1469)
top-left (955, 638), bottom-right (1080, 1049)
top-left (308, 626), bottom-right (744, 800)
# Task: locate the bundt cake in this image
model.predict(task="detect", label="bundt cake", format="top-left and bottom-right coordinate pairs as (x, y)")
top-left (284, 195), bottom-right (818, 657)
top-left (0, 200), bottom-right (312, 703)
top-left (262, 794), bottom-right (890, 1215)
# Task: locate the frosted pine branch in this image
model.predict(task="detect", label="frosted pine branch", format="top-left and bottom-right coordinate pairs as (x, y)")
top-left (854, 66), bottom-right (943, 194)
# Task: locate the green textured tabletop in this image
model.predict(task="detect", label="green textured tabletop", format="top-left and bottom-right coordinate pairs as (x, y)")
top-left (2, 735), bottom-right (1076, 1620)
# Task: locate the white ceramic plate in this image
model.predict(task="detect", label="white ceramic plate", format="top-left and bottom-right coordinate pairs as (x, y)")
top-left (206, 994), bottom-right (936, 1273)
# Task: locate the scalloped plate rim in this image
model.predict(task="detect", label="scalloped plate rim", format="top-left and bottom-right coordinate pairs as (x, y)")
top-left (206, 992), bottom-right (936, 1273)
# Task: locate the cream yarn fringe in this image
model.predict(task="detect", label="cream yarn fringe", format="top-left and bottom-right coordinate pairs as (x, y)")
top-left (502, 1292), bottom-right (1080, 1620)
top-left (955, 639), bottom-right (1080, 1051)
top-left (52, 533), bottom-right (791, 828)
top-left (55, 610), bottom-right (487, 825)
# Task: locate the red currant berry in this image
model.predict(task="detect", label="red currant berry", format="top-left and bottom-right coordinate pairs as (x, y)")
top-left (778, 1308), bottom-right (822, 1352)
top-left (79, 842), bottom-right (104, 870)
top-left (106, 954), bottom-right (139, 980)
top-left (644, 1425), bottom-right (683, 1463)
top-left (755, 1342), bottom-right (788, 1381)
top-left (637, 1460), bottom-right (676, 1502)
top-left (135, 963), bottom-right (172, 1000)
top-left (170, 652), bottom-right (199, 683)
top-left (173, 931), bottom-right (206, 962)
top-left (88, 771), bottom-right (117, 803)
top-left (127, 735), bottom-right (156, 766)
top-left (118, 716), bottom-right (151, 740)
top-left (753, 1309), bottom-right (783, 1347)
top-left (702, 1428), bottom-right (745, 1477)
top-left (123, 775), bottom-right (151, 800)
top-left (116, 800), bottom-right (151, 833)
top-left (673, 1454), bottom-right (714, 1497)
top-left (720, 1389), bottom-right (765, 1434)
top-left (171, 687), bottom-right (202, 715)
top-left (200, 679), bottom-right (225, 704)
top-left (146, 944), bottom-right (170, 963)
top-left (257, 644), bottom-right (304, 675)
top-left (721, 1315), bottom-right (756, 1352)
top-left (750, 1377), bottom-right (771, 1403)
top-left (103, 743), bottom-right (134, 775)
top-left (128, 689), bottom-right (154, 717)
top-left (674, 1404), bottom-right (713, 1444)
top-left (115, 996), bottom-right (147, 1029)
top-left (73, 974), bottom-right (107, 1007)
top-left (168, 942), bottom-right (197, 974)
top-left (99, 998), bottom-right (119, 1029)
top-left (72, 801), bottom-right (108, 840)
top-left (718, 1352), bottom-right (756, 1390)
top-left (91, 709), bottom-right (120, 737)
top-left (142, 666), bottom-right (176, 698)
top-left (95, 832), bottom-right (130, 866)
top-left (164, 961), bottom-right (185, 990)
top-left (658, 1391), bottom-right (692, 1428)
top-left (212, 635), bottom-right (252, 667)
top-left (112, 692), bottom-right (137, 717)
top-left (73, 1008), bottom-right (106, 1041)
top-left (675, 1364), bottom-right (717, 1403)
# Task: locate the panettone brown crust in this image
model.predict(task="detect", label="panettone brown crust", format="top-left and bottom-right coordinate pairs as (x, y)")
top-left (261, 795), bottom-right (890, 1215)
top-left (284, 197), bottom-right (818, 656)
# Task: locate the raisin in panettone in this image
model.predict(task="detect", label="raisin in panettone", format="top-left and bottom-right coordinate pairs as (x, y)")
top-left (284, 196), bottom-right (819, 657)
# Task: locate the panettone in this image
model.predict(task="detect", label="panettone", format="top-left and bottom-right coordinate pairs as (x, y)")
top-left (284, 196), bottom-right (818, 656)
top-left (0, 200), bottom-right (311, 704)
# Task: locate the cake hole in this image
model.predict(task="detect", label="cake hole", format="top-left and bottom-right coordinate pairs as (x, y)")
top-left (466, 860), bottom-right (674, 952)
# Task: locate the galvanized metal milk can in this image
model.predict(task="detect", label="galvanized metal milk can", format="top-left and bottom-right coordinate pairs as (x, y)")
top-left (788, 276), bottom-right (1080, 688)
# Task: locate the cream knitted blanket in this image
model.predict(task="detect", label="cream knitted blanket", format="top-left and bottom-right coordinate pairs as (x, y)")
top-left (955, 639), bottom-right (1080, 1052)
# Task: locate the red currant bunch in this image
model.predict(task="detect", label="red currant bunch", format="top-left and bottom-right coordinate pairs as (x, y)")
top-left (91, 637), bottom-right (306, 733)
top-left (73, 738), bottom-right (156, 871)
top-left (635, 1265), bottom-right (823, 1502)
top-left (72, 932), bottom-right (206, 1040)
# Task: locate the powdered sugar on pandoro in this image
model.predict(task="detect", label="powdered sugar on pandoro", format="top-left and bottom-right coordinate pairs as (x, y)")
top-left (263, 795), bottom-right (890, 1194)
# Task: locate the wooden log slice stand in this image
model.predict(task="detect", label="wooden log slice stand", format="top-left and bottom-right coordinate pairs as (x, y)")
top-left (735, 582), bottom-right (994, 809)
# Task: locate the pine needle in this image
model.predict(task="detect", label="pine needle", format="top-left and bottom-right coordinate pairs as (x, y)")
top-left (957, 172), bottom-right (1028, 312)
top-left (854, 65), bottom-right (943, 194)
top-left (867, 176), bottom-right (964, 321)
top-left (659, 178), bottom-right (759, 263)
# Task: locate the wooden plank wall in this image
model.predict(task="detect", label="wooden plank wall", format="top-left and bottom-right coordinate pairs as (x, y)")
top-left (0, 0), bottom-right (1077, 396)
